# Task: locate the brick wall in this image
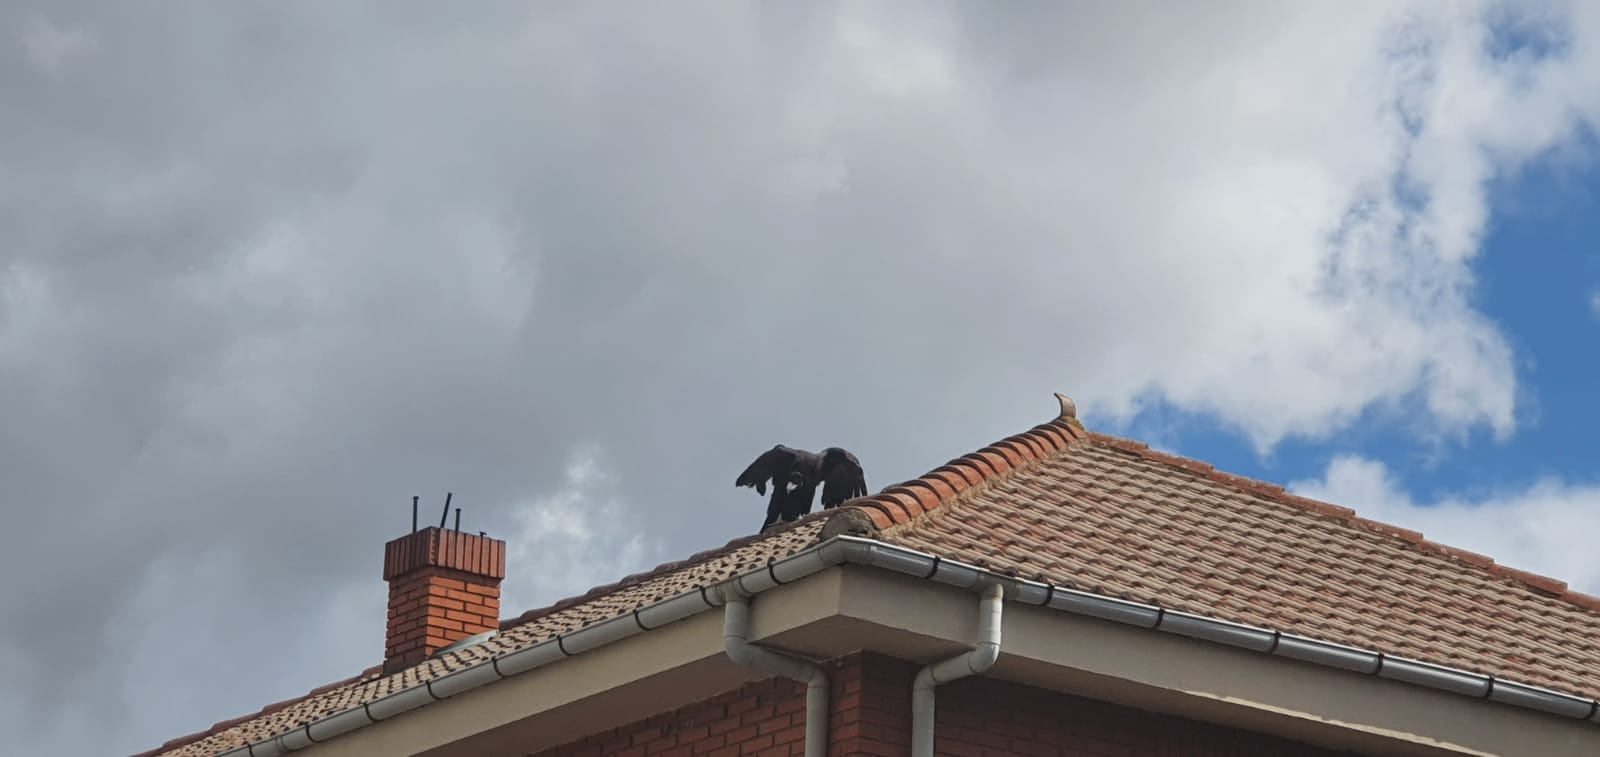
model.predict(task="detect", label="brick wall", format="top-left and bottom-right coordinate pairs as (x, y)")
top-left (532, 653), bottom-right (1361, 757)
top-left (935, 672), bottom-right (1356, 757)
top-left (534, 656), bottom-right (862, 757)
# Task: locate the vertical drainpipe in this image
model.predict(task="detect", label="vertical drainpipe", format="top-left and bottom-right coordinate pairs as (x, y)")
top-left (722, 596), bottom-right (828, 757)
top-left (912, 582), bottom-right (1005, 757)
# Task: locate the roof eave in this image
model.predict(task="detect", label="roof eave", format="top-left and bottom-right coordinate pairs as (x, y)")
top-left (204, 535), bottom-right (1599, 757)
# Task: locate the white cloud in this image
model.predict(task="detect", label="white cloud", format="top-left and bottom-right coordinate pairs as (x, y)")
top-left (500, 445), bottom-right (663, 616)
top-left (1290, 456), bottom-right (1600, 594)
top-left (1590, 289), bottom-right (1600, 319)
top-left (1017, 2), bottom-right (1585, 449)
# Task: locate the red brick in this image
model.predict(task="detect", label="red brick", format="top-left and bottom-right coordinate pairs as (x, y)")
top-left (692, 736), bottom-right (727, 754)
top-left (739, 706), bottom-right (776, 725)
top-left (428, 596), bottom-right (467, 612)
top-left (769, 724), bottom-right (805, 746)
top-left (850, 740), bottom-right (899, 756)
top-left (756, 717), bottom-right (793, 736)
top-left (737, 734), bottom-right (774, 754)
top-left (444, 608), bottom-right (491, 624)
top-left (631, 728), bottom-right (665, 746)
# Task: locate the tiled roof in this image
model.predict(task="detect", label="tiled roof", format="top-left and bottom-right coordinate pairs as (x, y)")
top-left (139, 519), bottom-right (833, 757)
top-left (852, 394), bottom-right (1600, 702)
top-left (141, 393), bottom-right (1600, 755)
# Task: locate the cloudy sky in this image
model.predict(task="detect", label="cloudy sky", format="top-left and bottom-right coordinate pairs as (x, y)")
top-left (4, 2), bottom-right (1600, 754)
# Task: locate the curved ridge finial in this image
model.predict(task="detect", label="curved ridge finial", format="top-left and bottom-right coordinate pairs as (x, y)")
top-left (1054, 392), bottom-right (1077, 420)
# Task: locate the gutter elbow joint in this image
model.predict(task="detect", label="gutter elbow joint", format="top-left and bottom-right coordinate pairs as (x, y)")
top-left (722, 628), bottom-right (757, 667)
top-left (912, 582), bottom-right (1006, 757)
top-left (723, 642), bottom-right (755, 667)
top-left (970, 639), bottom-right (1001, 673)
top-left (721, 596), bottom-right (828, 757)
top-left (912, 666), bottom-right (937, 695)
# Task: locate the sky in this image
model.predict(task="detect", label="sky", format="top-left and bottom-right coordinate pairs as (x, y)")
top-left (2, 2), bottom-right (1600, 755)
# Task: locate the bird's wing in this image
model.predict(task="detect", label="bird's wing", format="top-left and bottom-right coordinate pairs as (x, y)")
top-left (736, 445), bottom-right (797, 496)
top-left (820, 449), bottom-right (868, 508)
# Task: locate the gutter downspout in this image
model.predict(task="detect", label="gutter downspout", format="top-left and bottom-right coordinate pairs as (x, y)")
top-left (912, 582), bottom-right (1004, 757)
top-left (722, 594), bottom-right (828, 757)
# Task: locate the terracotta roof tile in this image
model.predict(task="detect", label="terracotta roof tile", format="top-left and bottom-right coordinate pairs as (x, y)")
top-left (855, 399), bottom-right (1600, 702)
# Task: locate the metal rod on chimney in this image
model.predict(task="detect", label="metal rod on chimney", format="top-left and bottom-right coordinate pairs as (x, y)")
top-left (439, 492), bottom-right (453, 529)
top-left (411, 496), bottom-right (419, 533)
top-left (454, 508), bottom-right (461, 532)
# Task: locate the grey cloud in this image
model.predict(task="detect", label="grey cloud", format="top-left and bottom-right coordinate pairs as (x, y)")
top-left (1, 2), bottom-right (1595, 754)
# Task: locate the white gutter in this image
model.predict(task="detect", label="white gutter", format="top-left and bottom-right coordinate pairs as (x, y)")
top-left (209, 535), bottom-right (1600, 757)
top-left (722, 596), bottom-right (827, 757)
top-left (911, 582), bottom-right (1003, 757)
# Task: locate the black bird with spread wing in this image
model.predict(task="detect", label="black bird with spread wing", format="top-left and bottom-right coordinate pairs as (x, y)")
top-left (737, 445), bottom-right (868, 533)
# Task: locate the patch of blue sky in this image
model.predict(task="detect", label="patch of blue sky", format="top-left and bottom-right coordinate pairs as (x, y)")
top-left (1110, 129), bottom-right (1600, 510)
top-left (1482, 1), bottom-right (1571, 65)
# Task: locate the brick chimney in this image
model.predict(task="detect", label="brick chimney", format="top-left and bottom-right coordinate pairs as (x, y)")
top-left (382, 527), bottom-right (506, 673)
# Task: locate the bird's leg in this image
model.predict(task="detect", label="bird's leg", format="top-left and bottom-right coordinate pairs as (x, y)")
top-left (762, 489), bottom-right (785, 532)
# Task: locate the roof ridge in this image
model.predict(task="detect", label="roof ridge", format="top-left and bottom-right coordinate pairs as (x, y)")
top-left (1086, 430), bottom-right (1600, 615)
top-left (848, 393), bottom-right (1091, 529)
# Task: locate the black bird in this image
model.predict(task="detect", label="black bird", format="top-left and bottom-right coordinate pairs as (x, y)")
top-left (737, 445), bottom-right (868, 533)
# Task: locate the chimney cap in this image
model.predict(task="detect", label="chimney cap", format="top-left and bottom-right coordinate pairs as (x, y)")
top-left (383, 526), bottom-right (506, 582)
